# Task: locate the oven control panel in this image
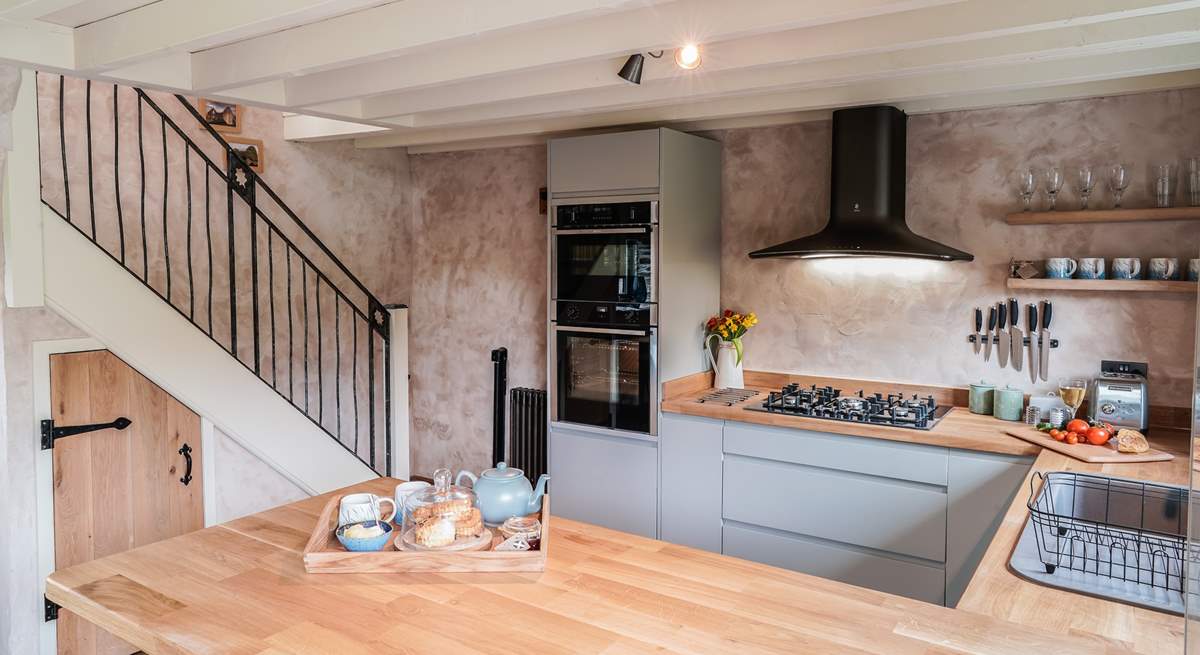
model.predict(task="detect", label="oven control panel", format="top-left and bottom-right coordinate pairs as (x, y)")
top-left (555, 301), bottom-right (655, 328)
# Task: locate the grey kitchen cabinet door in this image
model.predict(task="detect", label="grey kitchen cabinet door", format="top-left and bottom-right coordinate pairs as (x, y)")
top-left (945, 450), bottom-right (1033, 606)
top-left (548, 129), bottom-right (660, 194)
top-left (548, 423), bottom-right (658, 538)
top-left (659, 413), bottom-right (723, 552)
top-left (723, 523), bottom-right (946, 605)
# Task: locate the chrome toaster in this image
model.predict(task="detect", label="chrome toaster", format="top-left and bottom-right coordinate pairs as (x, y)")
top-left (1086, 361), bottom-right (1149, 431)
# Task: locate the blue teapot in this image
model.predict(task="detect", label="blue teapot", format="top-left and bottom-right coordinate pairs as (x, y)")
top-left (455, 462), bottom-right (549, 526)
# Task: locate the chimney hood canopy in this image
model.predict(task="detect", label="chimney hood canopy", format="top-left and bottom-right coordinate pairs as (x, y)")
top-left (748, 105), bottom-right (973, 262)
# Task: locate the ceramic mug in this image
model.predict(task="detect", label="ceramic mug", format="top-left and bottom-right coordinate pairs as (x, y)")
top-left (1188, 258), bottom-right (1200, 282)
top-left (338, 492), bottom-right (397, 527)
top-left (1112, 257), bottom-right (1141, 280)
top-left (394, 480), bottom-right (431, 513)
top-left (1045, 258), bottom-right (1077, 279)
top-left (1078, 257), bottom-right (1106, 280)
top-left (992, 386), bottom-right (1024, 422)
top-left (1149, 257), bottom-right (1180, 280)
top-left (968, 381), bottom-right (995, 415)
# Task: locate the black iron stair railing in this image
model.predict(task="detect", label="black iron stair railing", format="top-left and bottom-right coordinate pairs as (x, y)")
top-left (37, 73), bottom-right (392, 476)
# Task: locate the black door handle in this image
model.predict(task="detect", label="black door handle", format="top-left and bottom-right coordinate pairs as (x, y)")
top-left (179, 443), bottom-right (193, 486)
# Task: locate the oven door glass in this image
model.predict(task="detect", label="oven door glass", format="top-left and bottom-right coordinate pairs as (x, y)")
top-left (554, 327), bottom-right (655, 434)
top-left (554, 228), bottom-right (653, 303)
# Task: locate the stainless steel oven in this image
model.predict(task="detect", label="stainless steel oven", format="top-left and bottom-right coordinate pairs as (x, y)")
top-left (549, 325), bottom-right (658, 435)
top-left (551, 200), bottom-right (657, 305)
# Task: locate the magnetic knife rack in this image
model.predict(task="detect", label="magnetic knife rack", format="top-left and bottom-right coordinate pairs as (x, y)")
top-left (965, 334), bottom-right (1059, 348)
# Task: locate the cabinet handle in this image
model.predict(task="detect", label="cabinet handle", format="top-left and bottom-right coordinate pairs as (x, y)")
top-left (179, 443), bottom-right (193, 486)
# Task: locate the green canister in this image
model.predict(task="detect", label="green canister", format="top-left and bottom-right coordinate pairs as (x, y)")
top-left (968, 381), bottom-right (995, 415)
top-left (993, 386), bottom-right (1024, 421)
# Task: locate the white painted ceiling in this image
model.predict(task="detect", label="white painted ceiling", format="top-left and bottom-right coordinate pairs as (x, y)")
top-left (2, 0), bottom-right (1199, 151)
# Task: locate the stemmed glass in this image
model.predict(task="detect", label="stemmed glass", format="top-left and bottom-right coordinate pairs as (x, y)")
top-left (1042, 167), bottom-right (1064, 210)
top-left (1057, 377), bottom-right (1088, 420)
top-left (1076, 166), bottom-right (1096, 210)
top-left (1108, 164), bottom-right (1130, 208)
top-left (1016, 168), bottom-right (1038, 211)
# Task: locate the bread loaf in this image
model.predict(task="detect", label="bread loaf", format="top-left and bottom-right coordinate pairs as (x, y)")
top-left (1115, 429), bottom-right (1149, 454)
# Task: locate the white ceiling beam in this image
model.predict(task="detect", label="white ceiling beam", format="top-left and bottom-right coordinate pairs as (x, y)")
top-left (0, 0), bottom-right (82, 21)
top-left (399, 10), bottom-right (1200, 128)
top-left (353, 49), bottom-right (1200, 148)
top-left (357, 0), bottom-right (1200, 120)
top-left (271, 0), bottom-right (962, 106)
top-left (187, 0), bottom-right (683, 92)
top-left (72, 0), bottom-right (387, 72)
top-left (283, 114), bottom-right (389, 142)
top-left (0, 17), bottom-right (73, 69)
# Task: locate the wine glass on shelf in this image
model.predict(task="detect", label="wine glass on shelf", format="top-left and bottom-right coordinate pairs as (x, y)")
top-left (1042, 167), bottom-right (1064, 210)
top-left (1108, 164), bottom-right (1131, 208)
top-left (1016, 168), bottom-right (1038, 211)
top-left (1057, 377), bottom-right (1088, 420)
top-left (1076, 165), bottom-right (1096, 210)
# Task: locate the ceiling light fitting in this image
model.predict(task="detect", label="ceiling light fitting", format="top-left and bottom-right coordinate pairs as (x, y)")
top-left (675, 44), bottom-right (701, 70)
top-left (617, 51), bottom-right (663, 85)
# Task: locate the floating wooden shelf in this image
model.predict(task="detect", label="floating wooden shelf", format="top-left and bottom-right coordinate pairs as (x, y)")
top-left (1007, 278), bottom-right (1197, 294)
top-left (1005, 206), bottom-right (1200, 225)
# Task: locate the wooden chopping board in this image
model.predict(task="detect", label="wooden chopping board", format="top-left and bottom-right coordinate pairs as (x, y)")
top-left (1005, 426), bottom-right (1174, 463)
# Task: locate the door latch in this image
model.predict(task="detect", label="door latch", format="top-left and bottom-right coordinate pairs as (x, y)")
top-left (41, 417), bottom-right (132, 450)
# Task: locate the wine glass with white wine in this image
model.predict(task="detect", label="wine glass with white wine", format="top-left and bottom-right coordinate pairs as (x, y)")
top-left (1057, 377), bottom-right (1088, 419)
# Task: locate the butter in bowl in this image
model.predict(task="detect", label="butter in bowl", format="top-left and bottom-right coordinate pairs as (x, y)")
top-left (335, 520), bottom-right (393, 552)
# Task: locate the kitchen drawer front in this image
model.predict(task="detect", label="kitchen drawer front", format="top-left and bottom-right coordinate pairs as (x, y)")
top-left (660, 413), bottom-right (723, 553)
top-left (723, 523), bottom-right (946, 605)
top-left (723, 455), bottom-right (947, 562)
top-left (549, 130), bottom-right (660, 194)
top-left (723, 421), bottom-right (948, 486)
top-left (548, 424), bottom-right (658, 538)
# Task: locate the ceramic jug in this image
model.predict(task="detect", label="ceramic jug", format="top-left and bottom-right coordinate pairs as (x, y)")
top-left (456, 462), bottom-right (549, 525)
top-left (707, 339), bottom-right (745, 389)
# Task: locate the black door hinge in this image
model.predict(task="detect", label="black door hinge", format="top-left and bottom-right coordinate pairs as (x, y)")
top-left (41, 417), bottom-right (133, 450)
top-left (44, 596), bottom-right (59, 622)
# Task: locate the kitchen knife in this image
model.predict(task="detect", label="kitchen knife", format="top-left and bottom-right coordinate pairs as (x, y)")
top-left (1026, 303), bottom-right (1038, 383)
top-left (972, 308), bottom-right (982, 354)
top-left (1039, 300), bottom-right (1052, 381)
top-left (984, 306), bottom-right (997, 361)
top-left (996, 302), bottom-right (1008, 368)
top-left (1008, 298), bottom-right (1022, 372)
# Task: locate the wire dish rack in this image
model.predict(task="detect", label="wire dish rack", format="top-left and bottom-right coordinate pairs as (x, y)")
top-left (1021, 471), bottom-right (1186, 611)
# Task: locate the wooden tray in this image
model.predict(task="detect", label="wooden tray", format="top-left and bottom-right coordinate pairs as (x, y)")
top-left (303, 494), bottom-right (549, 574)
top-left (1004, 427), bottom-right (1174, 463)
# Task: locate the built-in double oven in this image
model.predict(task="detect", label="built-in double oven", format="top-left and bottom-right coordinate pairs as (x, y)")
top-left (550, 198), bottom-right (658, 435)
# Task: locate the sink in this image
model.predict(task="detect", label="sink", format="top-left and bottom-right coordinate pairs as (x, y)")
top-left (1009, 471), bottom-right (1186, 615)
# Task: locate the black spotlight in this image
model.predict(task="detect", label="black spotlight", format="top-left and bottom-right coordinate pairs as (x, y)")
top-left (618, 54), bottom-right (644, 84)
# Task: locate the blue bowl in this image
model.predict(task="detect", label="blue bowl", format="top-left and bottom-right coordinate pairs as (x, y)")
top-left (335, 520), bottom-right (393, 552)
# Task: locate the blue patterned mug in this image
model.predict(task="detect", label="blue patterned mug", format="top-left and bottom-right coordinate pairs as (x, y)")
top-left (1078, 258), bottom-right (1105, 280)
top-left (1112, 257), bottom-right (1141, 280)
top-left (1188, 259), bottom-right (1200, 282)
top-left (1045, 258), bottom-right (1077, 279)
top-left (1149, 258), bottom-right (1179, 281)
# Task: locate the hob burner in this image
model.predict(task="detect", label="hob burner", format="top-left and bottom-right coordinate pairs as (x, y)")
top-left (745, 383), bottom-right (951, 430)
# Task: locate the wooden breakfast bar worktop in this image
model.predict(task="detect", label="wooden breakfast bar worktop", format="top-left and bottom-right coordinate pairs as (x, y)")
top-left (46, 476), bottom-right (1173, 655)
top-left (661, 370), bottom-right (1190, 654)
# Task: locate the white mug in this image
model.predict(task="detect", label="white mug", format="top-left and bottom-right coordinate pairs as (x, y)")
top-left (338, 492), bottom-right (396, 526)
top-left (1045, 257), bottom-right (1077, 279)
top-left (1078, 257), bottom-right (1105, 280)
top-left (1149, 257), bottom-right (1179, 281)
top-left (394, 480), bottom-right (431, 513)
top-left (1112, 257), bottom-right (1141, 280)
top-left (1188, 258), bottom-right (1200, 282)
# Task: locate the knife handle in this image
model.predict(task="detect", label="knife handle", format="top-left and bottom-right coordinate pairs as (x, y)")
top-left (974, 308), bottom-right (982, 332)
top-left (987, 306), bottom-right (997, 331)
top-left (1008, 298), bottom-right (1018, 327)
top-left (997, 302), bottom-right (1006, 330)
top-left (1027, 304), bottom-right (1037, 333)
top-left (1042, 301), bottom-right (1052, 329)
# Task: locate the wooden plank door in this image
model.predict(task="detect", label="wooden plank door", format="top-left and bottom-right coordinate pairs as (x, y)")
top-left (50, 350), bottom-right (204, 655)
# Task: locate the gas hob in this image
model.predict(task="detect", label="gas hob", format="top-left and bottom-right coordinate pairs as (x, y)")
top-left (745, 383), bottom-right (951, 430)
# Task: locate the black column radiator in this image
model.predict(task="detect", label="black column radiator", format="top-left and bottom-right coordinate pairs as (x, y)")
top-left (509, 388), bottom-right (547, 483)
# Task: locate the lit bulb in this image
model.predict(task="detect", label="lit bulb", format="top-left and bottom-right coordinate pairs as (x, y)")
top-left (675, 44), bottom-right (701, 70)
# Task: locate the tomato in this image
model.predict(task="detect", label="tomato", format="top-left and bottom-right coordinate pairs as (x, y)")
top-left (1049, 429), bottom-right (1065, 441)
top-left (1065, 433), bottom-right (1079, 445)
top-left (1085, 427), bottom-right (1111, 446)
top-left (1066, 419), bottom-right (1090, 434)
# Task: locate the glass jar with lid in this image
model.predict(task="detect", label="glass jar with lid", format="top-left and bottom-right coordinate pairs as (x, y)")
top-left (400, 467), bottom-right (480, 550)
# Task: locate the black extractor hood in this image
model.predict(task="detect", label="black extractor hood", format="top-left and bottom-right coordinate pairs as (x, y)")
top-left (748, 105), bottom-right (973, 261)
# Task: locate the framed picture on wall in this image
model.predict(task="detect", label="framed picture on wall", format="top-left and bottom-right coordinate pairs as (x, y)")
top-left (199, 99), bottom-right (243, 133)
top-left (226, 136), bottom-right (265, 173)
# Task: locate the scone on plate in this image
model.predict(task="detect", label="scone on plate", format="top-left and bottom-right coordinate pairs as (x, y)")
top-left (454, 508), bottom-right (482, 537)
top-left (415, 517), bottom-right (456, 548)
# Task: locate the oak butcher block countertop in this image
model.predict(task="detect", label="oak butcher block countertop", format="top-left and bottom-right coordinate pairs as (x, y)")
top-left (662, 370), bottom-right (1189, 654)
top-left (47, 475), bottom-right (1173, 655)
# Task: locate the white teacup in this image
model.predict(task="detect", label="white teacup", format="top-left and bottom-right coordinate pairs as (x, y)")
top-left (1112, 257), bottom-right (1141, 280)
top-left (338, 492), bottom-right (396, 527)
top-left (394, 480), bottom-right (431, 513)
top-left (1149, 257), bottom-right (1179, 281)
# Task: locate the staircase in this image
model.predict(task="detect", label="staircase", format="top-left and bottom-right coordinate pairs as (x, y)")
top-left (33, 73), bottom-right (395, 485)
